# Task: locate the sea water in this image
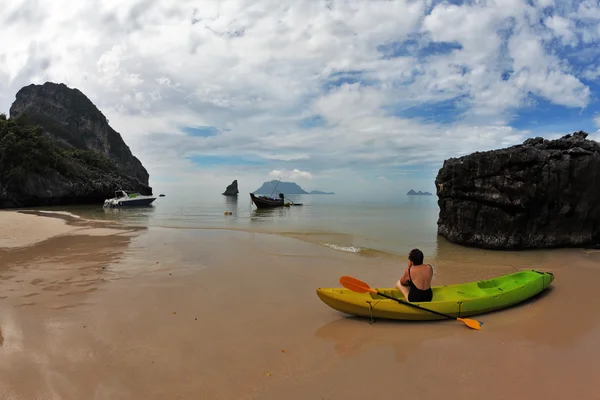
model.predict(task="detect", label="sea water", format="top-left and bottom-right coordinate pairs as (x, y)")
top-left (37, 193), bottom-right (439, 256)
top-left (31, 192), bottom-right (554, 269)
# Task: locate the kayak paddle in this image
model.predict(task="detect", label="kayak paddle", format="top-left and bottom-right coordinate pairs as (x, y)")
top-left (339, 276), bottom-right (483, 330)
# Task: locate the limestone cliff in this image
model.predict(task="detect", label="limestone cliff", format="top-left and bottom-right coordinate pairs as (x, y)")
top-left (435, 131), bottom-right (600, 249)
top-left (9, 82), bottom-right (149, 184)
top-left (0, 82), bottom-right (152, 208)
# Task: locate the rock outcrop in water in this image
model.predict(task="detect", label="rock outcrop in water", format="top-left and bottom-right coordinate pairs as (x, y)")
top-left (0, 82), bottom-right (152, 208)
top-left (435, 131), bottom-right (600, 249)
top-left (222, 179), bottom-right (239, 196)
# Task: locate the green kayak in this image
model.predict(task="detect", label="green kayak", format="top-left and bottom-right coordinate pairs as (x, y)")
top-left (316, 270), bottom-right (554, 321)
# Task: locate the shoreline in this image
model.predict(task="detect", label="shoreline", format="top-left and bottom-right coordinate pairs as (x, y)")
top-left (2, 209), bottom-right (595, 270)
top-left (1, 208), bottom-right (403, 259)
top-left (2, 208), bottom-right (595, 272)
top-left (12, 201), bottom-right (598, 261)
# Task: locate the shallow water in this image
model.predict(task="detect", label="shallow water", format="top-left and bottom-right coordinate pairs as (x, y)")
top-left (22, 191), bottom-right (563, 270)
top-left (27, 193), bottom-right (439, 255)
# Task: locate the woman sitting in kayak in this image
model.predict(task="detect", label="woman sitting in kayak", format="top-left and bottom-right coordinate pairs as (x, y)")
top-left (395, 248), bottom-right (433, 302)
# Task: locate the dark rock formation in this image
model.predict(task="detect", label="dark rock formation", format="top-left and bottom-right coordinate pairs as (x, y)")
top-left (407, 189), bottom-right (432, 195)
top-left (222, 179), bottom-right (239, 196)
top-left (0, 82), bottom-right (151, 209)
top-left (9, 82), bottom-right (149, 185)
top-left (435, 131), bottom-right (600, 249)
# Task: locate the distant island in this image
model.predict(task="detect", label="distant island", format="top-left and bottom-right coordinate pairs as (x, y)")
top-left (253, 180), bottom-right (334, 195)
top-left (309, 190), bottom-right (334, 195)
top-left (407, 189), bottom-right (433, 196)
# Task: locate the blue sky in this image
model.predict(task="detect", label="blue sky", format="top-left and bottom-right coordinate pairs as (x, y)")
top-left (1, 0), bottom-right (600, 196)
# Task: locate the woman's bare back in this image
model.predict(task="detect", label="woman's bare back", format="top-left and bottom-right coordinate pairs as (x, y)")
top-left (409, 264), bottom-right (433, 290)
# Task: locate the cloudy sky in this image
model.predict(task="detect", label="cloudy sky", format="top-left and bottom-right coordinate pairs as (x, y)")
top-left (1, 0), bottom-right (599, 197)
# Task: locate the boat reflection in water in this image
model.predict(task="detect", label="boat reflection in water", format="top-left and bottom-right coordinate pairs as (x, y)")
top-left (249, 207), bottom-right (290, 223)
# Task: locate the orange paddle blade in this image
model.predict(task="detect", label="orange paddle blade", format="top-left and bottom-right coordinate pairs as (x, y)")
top-left (457, 318), bottom-right (483, 330)
top-left (339, 276), bottom-right (378, 294)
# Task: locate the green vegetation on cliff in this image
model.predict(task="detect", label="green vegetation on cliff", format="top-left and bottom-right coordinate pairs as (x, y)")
top-left (0, 113), bottom-right (151, 208)
top-left (0, 113), bottom-right (117, 185)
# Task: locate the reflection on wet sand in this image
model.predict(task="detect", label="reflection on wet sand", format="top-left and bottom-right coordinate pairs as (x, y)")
top-left (434, 234), bottom-right (552, 266)
top-left (1, 210), bottom-right (600, 399)
top-left (0, 226), bottom-right (358, 399)
top-left (426, 235), bottom-right (567, 286)
top-left (0, 231), bottom-right (143, 309)
top-left (315, 316), bottom-right (458, 361)
top-left (0, 215), bottom-right (155, 398)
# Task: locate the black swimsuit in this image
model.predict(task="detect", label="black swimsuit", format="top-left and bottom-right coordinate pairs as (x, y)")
top-left (407, 265), bottom-right (433, 302)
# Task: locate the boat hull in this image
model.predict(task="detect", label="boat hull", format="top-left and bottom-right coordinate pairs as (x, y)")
top-left (316, 270), bottom-right (554, 321)
top-left (117, 198), bottom-right (156, 206)
top-left (249, 193), bottom-right (285, 208)
top-left (104, 197), bottom-right (156, 207)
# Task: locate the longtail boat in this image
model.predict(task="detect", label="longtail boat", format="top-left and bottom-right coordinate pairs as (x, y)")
top-left (250, 193), bottom-right (286, 208)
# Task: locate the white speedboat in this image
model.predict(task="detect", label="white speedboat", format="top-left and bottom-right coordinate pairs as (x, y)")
top-left (103, 190), bottom-right (156, 208)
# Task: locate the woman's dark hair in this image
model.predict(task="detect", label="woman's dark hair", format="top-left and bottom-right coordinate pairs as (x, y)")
top-left (408, 248), bottom-right (424, 265)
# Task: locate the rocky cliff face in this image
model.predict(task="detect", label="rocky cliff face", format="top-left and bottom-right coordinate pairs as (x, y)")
top-left (0, 82), bottom-right (152, 209)
top-left (9, 82), bottom-right (149, 185)
top-left (435, 131), bottom-right (600, 249)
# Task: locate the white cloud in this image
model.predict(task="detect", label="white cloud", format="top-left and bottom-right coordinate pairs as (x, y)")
top-left (544, 15), bottom-right (577, 46)
top-left (582, 66), bottom-right (600, 81)
top-left (0, 0), bottom-right (598, 196)
top-left (269, 169), bottom-right (313, 180)
top-left (594, 113), bottom-right (600, 129)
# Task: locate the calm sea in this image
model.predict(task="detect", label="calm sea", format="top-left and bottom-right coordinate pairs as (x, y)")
top-left (35, 193), bottom-right (441, 256)
top-left (32, 192), bottom-right (554, 267)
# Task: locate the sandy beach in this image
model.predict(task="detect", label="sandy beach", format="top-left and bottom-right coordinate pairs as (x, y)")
top-left (0, 211), bottom-right (599, 400)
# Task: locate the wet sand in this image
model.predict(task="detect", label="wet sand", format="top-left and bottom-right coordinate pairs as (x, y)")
top-left (0, 212), bottom-right (599, 399)
top-left (0, 210), bottom-right (82, 248)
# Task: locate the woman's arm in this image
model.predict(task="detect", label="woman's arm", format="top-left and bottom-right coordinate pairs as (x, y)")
top-left (399, 267), bottom-right (411, 286)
